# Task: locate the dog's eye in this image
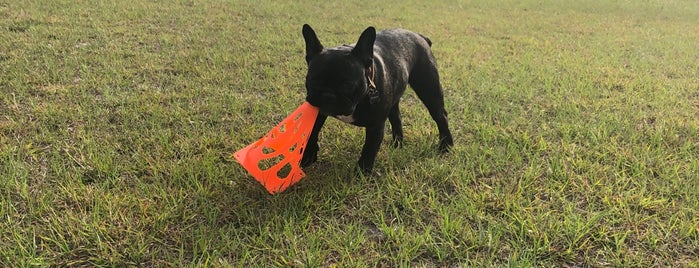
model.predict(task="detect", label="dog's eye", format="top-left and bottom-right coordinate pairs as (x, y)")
top-left (342, 81), bottom-right (358, 91)
top-left (342, 83), bottom-right (358, 97)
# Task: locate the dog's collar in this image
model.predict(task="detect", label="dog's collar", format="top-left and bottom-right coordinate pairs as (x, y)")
top-left (366, 62), bottom-right (379, 104)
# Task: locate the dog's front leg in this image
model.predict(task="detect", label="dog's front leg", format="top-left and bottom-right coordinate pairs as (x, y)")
top-left (301, 114), bottom-right (327, 167)
top-left (357, 124), bottom-right (385, 174)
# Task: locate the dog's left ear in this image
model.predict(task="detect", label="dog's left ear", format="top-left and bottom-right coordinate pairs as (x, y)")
top-left (351, 26), bottom-right (376, 68)
top-left (303, 24), bottom-right (323, 64)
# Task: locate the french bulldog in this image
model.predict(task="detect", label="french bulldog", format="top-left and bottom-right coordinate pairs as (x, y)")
top-left (300, 24), bottom-right (454, 174)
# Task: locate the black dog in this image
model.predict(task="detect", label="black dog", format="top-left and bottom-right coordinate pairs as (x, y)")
top-left (300, 24), bottom-right (454, 174)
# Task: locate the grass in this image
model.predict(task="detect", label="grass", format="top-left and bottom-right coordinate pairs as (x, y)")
top-left (1, 0), bottom-right (698, 266)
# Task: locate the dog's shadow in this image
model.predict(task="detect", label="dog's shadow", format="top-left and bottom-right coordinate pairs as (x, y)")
top-left (204, 132), bottom-right (456, 260)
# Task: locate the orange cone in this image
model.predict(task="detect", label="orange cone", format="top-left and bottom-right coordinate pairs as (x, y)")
top-left (234, 102), bottom-right (319, 194)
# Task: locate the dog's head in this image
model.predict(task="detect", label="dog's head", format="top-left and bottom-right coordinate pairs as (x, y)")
top-left (302, 24), bottom-right (375, 117)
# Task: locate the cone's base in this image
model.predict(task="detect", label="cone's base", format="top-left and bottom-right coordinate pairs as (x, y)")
top-left (234, 102), bottom-right (319, 194)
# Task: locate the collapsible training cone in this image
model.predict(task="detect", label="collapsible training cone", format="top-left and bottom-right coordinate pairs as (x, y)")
top-left (234, 102), bottom-right (319, 194)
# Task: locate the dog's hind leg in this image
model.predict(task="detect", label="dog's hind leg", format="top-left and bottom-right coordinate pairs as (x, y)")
top-left (408, 63), bottom-right (454, 152)
top-left (388, 103), bottom-right (404, 147)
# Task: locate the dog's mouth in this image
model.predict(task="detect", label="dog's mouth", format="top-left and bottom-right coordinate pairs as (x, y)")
top-left (306, 94), bottom-right (355, 116)
top-left (319, 107), bottom-right (354, 117)
top-left (333, 114), bottom-right (355, 124)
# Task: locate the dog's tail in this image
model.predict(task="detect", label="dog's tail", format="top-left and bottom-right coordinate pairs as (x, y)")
top-left (418, 33), bottom-right (432, 47)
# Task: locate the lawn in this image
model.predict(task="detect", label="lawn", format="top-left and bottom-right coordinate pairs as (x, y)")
top-left (1, 0), bottom-right (698, 266)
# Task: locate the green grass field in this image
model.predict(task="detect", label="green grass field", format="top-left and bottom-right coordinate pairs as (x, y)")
top-left (2, 0), bottom-right (698, 266)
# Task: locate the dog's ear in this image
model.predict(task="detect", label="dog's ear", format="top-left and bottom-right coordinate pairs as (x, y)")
top-left (351, 26), bottom-right (376, 68)
top-left (302, 24), bottom-right (323, 64)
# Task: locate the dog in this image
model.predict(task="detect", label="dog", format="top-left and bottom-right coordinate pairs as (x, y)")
top-left (300, 24), bottom-right (454, 174)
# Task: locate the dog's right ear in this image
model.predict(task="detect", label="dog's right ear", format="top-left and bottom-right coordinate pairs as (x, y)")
top-left (351, 26), bottom-right (376, 68)
top-left (302, 24), bottom-right (323, 64)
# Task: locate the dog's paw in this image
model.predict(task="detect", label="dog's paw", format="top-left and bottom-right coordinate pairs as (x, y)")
top-left (391, 137), bottom-right (404, 148)
top-left (356, 166), bottom-right (381, 177)
top-left (438, 136), bottom-right (454, 154)
top-left (356, 161), bottom-right (382, 177)
top-left (300, 153), bottom-right (317, 168)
